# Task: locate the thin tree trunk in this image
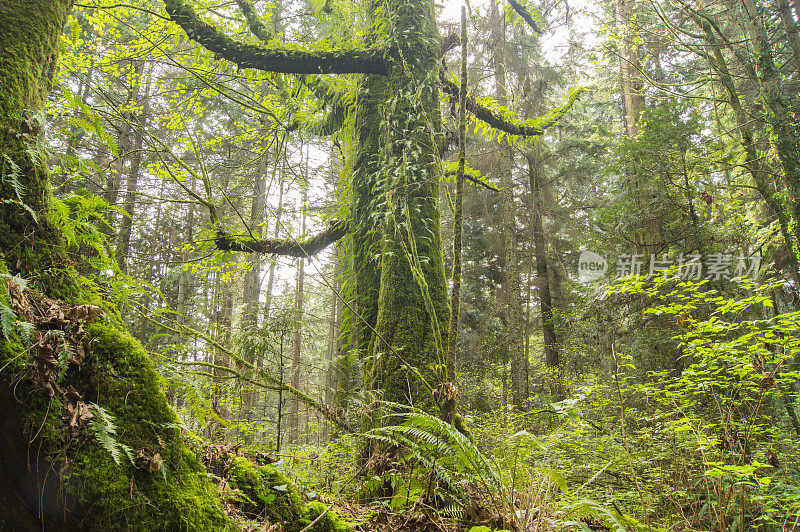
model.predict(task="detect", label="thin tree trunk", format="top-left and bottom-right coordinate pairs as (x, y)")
top-left (177, 177), bottom-right (196, 323)
top-left (276, 335), bottom-right (285, 452)
top-left (739, 0), bottom-right (800, 266)
top-left (323, 256), bottom-right (341, 442)
top-left (445, 6), bottom-right (467, 405)
top-left (288, 169), bottom-right (308, 445)
top-left (243, 130), bottom-right (271, 329)
top-left (116, 61), bottom-right (154, 273)
top-left (264, 141), bottom-right (286, 319)
top-left (103, 59), bottom-right (146, 236)
top-left (138, 178), bottom-right (166, 343)
top-left (528, 153), bottom-right (561, 395)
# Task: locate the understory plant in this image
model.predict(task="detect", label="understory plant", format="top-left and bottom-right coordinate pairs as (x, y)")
top-left (597, 274), bottom-right (800, 530)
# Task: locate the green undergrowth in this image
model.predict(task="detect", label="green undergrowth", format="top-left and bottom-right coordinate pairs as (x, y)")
top-left (228, 456), bottom-right (352, 531)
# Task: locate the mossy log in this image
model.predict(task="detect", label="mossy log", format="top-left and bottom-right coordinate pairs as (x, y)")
top-left (227, 457), bottom-right (352, 532)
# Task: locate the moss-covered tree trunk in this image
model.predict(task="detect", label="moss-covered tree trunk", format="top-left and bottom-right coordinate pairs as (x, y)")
top-left (0, 0), bottom-right (73, 276)
top-left (352, 0), bottom-right (450, 412)
top-left (0, 2), bottom-right (232, 529)
top-left (739, 0), bottom-right (800, 266)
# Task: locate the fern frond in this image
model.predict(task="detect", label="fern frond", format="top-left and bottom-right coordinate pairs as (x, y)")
top-left (89, 404), bottom-right (133, 466)
top-left (0, 304), bottom-right (17, 341)
top-left (563, 498), bottom-right (660, 532)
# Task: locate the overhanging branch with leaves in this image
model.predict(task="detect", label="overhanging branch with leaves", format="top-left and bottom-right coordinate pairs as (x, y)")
top-left (441, 73), bottom-right (584, 139)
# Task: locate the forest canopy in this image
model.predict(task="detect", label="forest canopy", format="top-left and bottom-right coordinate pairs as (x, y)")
top-left (1, 0), bottom-right (799, 530)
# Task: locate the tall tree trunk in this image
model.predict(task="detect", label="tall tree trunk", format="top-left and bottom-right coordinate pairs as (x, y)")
top-left (616, 0), bottom-right (644, 137)
top-left (777, 0), bottom-right (800, 74)
top-left (355, 0), bottom-right (450, 412)
top-left (288, 178), bottom-right (307, 444)
top-left (138, 178), bottom-right (166, 343)
top-left (445, 7), bottom-right (467, 418)
top-left (176, 177), bottom-right (196, 323)
top-left (102, 58), bottom-right (146, 236)
top-left (211, 271), bottom-right (234, 442)
top-left (116, 60), bottom-right (154, 273)
top-left (697, 14), bottom-right (800, 281)
top-left (491, 0), bottom-right (527, 409)
top-left (528, 153), bottom-right (561, 394)
top-left (323, 255), bottom-right (341, 442)
top-left (0, 4), bottom-right (231, 528)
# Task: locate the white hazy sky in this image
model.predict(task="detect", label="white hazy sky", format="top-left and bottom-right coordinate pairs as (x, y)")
top-left (437, 0), bottom-right (600, 64)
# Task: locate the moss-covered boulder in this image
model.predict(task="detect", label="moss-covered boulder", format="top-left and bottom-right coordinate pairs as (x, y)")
top-left (228, 457), bottom-right (352, 532)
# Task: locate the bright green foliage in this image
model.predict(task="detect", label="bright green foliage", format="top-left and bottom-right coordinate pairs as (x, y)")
top-left (563, 498), bottom-right (660, 532)
top-left (595, 275), bottom-right (800, 529)
top-left (51, 191), bottom-right (120, 271)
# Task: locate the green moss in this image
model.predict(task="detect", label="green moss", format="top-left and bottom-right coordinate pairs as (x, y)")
top-left (66, 322), bottom-right (232, 530)
top-left (307, 501), bottom-right (353, 532)
top-left (0, 312), bottom-right (232, 530)
top-left (71, 444), bottom-right (229, 531)
top-left (229, 456), bottom-right (306, 524)
top-left (228, 457), bottom-right (353, 531)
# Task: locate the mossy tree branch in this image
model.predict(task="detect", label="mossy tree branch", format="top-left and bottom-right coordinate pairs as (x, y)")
top-left (444, 166), bottom-right (500, 192)
top-left (505, 0), bottom-right (544, 34)
top-left (215, 220), bottom-right (348, 256)
top-left (164, 0), bottom-right (389, 75)
top-left (441, 73), bottom-right (542, 136)
top-left (441, 73), bottom-right (584, 138)
top-left (234, 0), bottom-right (273, 43)
top-left (441, 75), bottom-right (584, 138)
